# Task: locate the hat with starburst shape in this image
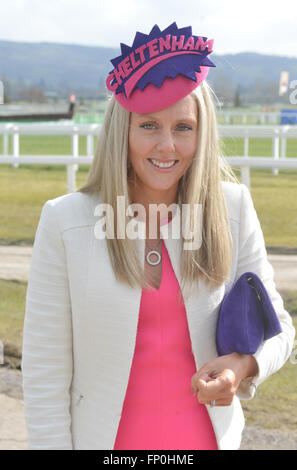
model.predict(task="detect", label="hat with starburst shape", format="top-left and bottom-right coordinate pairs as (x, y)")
top-left (106, 22), bottom-right (215, 113)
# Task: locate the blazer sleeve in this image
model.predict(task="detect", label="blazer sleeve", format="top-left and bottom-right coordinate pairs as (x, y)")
top-left (21, 200), bottom-right (73, 449)
top-left (234, 184), bottom-right (295, 400)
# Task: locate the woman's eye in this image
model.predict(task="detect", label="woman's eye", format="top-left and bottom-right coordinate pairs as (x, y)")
top-left (177, 124), bottom-right (192, 131)
top-left (140, 123), bottom-right (156, 129)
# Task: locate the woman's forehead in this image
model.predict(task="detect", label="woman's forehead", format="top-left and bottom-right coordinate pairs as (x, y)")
top-left (131, 94), bottom-right (197, 121)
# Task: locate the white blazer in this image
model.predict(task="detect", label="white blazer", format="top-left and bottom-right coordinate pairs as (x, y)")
top-left (21, 182), bottom-right (295, 450)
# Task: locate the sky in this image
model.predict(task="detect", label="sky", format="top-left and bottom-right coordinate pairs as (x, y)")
top-left (0, 0), bottom-right (297, 58)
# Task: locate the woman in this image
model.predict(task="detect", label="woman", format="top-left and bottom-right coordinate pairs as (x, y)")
top-left (22, 23), bottom-right (295, 450)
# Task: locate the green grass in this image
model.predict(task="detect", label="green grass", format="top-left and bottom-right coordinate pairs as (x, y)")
top-left (249, 170), bottom-right (297, 248)
top-left (0, 164), bottom-right (88, 244)
top-left (221, 137), bottom-right (297, 157)
top-left (241, 315), bottom-right (297, 434)
top-left (2, 134), bottom-right (297, 157)
top-left (0, 167), bottom-right (296, 247)
top-left (0, 134), bottom-right (98, 156)
top-left (0, 134), bottom-right (296, 246)
top-left (0, 280), bottom-right (27, 351)
top-left (0, 278), bottom-right (296, 433)
top-left (0, 133), bottom-right (93, 243)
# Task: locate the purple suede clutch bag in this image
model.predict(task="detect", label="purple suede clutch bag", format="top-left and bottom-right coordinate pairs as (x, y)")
top-left (216, 272), bottom-right (283, 356)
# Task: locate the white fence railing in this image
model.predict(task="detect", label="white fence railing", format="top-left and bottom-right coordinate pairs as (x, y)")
top-left (219, 124), bottom-right (297, 177)
top-left (1, 123), bottom-right (297, 192)
top-left (0, 122), bottom-right (100, 163)
top-left (216, 111), bottom-right (297, 125)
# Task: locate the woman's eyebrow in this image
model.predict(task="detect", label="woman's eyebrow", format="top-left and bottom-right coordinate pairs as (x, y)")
top-left (135, 114), bottom-right (157, 120)
top-left (177, 117), bottom-right (197, 124)
top-left (135, 115), bottom-right (197, 124)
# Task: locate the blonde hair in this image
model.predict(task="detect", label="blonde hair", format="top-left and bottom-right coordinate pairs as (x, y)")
top-left (78, 81), bottom-right (239, 300)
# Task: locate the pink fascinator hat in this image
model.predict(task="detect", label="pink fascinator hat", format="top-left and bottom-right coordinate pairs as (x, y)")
top-left (106, 22), bottom-right (215, 114)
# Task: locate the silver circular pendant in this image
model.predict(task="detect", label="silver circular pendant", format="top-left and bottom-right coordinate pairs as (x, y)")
top-left (146, 250), bottom-right (161, 266)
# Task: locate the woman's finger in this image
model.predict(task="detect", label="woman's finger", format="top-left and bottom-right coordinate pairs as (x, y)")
top-left (197, 389), bottom-right (233, 404)
top-left (195, 374), bottom-right (236, 404)
top-left (191, 373), bottom-right (210, 394)
top-left (198, 375), bottom-right (225, 398)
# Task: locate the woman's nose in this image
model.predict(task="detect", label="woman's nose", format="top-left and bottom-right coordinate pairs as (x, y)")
top-left (155, 129), bottom-right (175, 154)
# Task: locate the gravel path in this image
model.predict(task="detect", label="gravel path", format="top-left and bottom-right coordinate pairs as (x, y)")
top-left (1, 245), bottom-right (297, 291)
top-left (1, 367), bottom-right (296, 450)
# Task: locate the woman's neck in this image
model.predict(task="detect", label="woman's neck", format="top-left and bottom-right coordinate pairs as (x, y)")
top-left (128, 181), bottom-right (177, 236)
top-left (129, 184), bottom-right (177, 215)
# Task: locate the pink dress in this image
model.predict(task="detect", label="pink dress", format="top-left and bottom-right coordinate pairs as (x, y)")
top-left (113, 223), bottom-right (218, 450)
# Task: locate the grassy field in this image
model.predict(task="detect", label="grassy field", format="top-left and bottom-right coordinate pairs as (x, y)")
top-left (0, 134), bottom-right (296, 246)
top-left (1, 133), bottom-right (297, 158)
top-left (0, 280), bottom-right (26, 351)
top-left (241, 291), bottom-right (297, 433)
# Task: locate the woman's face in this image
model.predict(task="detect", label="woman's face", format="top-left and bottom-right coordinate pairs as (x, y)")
top-left (128, 94), bottom-right (198, 199)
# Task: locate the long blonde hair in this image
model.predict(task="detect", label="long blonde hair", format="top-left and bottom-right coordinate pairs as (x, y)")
top-left (78, 81), bottom-right (239, 300)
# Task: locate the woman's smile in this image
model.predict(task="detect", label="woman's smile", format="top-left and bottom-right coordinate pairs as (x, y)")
top-left (147, 158), bottom-right (179, 171)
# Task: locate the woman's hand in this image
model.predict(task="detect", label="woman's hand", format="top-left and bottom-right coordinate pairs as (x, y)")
top-left (191, 352), bottom-right (259, 407)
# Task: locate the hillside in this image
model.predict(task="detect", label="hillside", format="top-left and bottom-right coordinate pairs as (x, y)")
top-left (1, 39), bottom-right (297, 103)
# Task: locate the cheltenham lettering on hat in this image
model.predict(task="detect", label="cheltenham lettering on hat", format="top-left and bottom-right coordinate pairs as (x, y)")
top-left (106, 22), bottom-right (215, 113)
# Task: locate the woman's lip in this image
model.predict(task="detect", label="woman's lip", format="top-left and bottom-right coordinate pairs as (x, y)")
top-left (148, 158), bottom-right (177, 163)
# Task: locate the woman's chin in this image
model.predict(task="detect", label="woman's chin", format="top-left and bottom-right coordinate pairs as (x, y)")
top-left (146, 182), bottom-right (178, 193)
